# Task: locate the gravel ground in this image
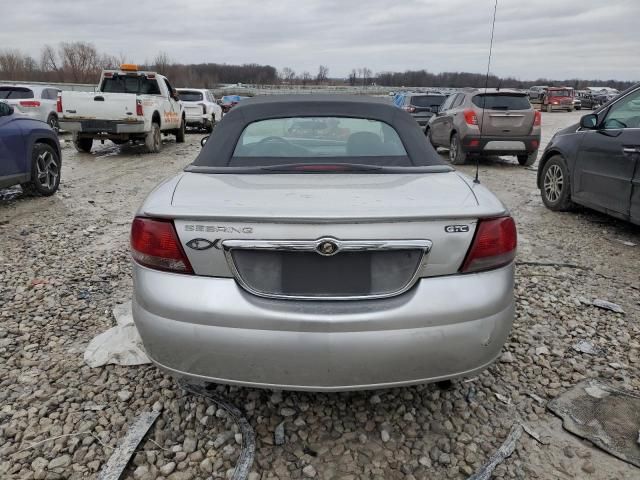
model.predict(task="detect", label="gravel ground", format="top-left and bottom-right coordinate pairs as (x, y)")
top-left (1, 112), bottom-right (639, 480)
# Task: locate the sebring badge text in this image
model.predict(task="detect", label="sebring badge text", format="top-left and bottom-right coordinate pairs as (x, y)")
top-left (184, 225), bottom-right (253, 234)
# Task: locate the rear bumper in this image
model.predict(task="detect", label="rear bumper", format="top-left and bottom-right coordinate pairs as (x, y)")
top-left (185, 112), bottom-right (208, 125)
top-left (463, 135), bottom-right (540, 155)
top-left (412, 114), bottom-right (434, 126)
top-left (132, 263), bottom-right (515, 391)
top-left (59, 119), bottom-right (146, 134)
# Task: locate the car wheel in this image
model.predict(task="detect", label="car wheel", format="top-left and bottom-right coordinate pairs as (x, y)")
top-left (425, 127), bottom-right (435, 145)
top-left (575, 106), bottom-right (582, 111)
top-left (517, 151), bottom-right (538, 167)
top-left (449, 133), bottom-right (467, 165)
top-left (176, 118), bottom-right (186, 143)
top-left (73, 135), bottom-right (93, 153)
top-left (22, 143), bottom-right (61, 196)
top-left (546, 104), bottom-right (553, 113)
top-left (47, 114), bottom-right (60, 134)
top-left (541, 155), bottom-right (574, 211)
top-left (145, 123), bottom-right (161, 153)
top-left (205, 118), bottom-right (214, 133)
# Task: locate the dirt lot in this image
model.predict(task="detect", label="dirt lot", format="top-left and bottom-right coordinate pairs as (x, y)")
top-left (1, 111), bottom-right (639, 480)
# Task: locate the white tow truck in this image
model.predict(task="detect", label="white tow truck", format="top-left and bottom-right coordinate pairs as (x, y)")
top-left (58, 64), bottom-right (185, 153)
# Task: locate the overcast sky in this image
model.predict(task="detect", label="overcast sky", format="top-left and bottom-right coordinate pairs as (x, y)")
top-left (3, 0), bottom-right (639, 81)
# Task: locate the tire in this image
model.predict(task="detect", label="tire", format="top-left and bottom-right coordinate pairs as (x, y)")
top-left (575, 106), bottom-right (582, 111)
top-left (47, 114), bottom-right (59, 134)
top-left (568, 107), bottom-right (574, 112)
top-left (73, 135), bottom-right (93, 153)
top-left (21, 143), bottom-right (61, 196)
top-left (176, 118), bottom-right (186, 143)
top-left (448, 133), bottom-right (467, 165)
top-left (204, 118), bottom-right (214, 133)
top-left (517, 151), bottom-right (538, 167)
top-left (540, 155), bottom-right (574, 211)
top-left (145, 123), bottom-right (161, 153)
top-left (546, 104), bottom-right (553, 113)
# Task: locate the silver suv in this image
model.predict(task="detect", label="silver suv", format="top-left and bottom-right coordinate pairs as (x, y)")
top-left (426, 89), bottom-right (541, 166)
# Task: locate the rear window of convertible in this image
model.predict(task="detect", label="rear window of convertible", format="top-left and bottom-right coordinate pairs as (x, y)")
top-left (232, 117), bottom-right (407, 165)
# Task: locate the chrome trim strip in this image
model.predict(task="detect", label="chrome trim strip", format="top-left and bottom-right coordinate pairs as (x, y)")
top-left (222, 238), bottom-right (432, 301)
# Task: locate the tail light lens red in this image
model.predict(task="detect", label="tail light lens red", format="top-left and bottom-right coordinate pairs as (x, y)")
top-left (460, 217), bottom-right (517, 273)
top-left (463, 109), bottom-right (478, 126)
top-left (136, 99), bottom-right (144, 116)
top-left (56, 96), bottom-right (62, 113)
top-left (19, 100), bottom-right (41, 108)
top-left (130, 217), bottom-right (193, 274)
top-left (533, 111), bottom-right (541, 126)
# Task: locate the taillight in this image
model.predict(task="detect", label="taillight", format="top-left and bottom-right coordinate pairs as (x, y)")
top-left (460, 217), bottom-right (517, 273)
top-left (130, 217), bottom-right (193, 274)
top-left (533, 111), bottom-right (541, 126)
top-left (463, 109), bottom-right (478, 126)
top-left (136, 99), bottom-right (144, 116)
top-left (56, 95), bottom-right (62, 113)
top-left (200, 103), bottom-right (206, 114)
top-left (403, 106), bottom-right (416, 113)
top-left (19, 100), bottom-right (40, 108)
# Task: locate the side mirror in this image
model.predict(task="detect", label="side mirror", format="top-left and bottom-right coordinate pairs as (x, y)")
top-left (580, 113), bottom-right (598, 129)
top-left (200, 136), bottom-right (209, 147)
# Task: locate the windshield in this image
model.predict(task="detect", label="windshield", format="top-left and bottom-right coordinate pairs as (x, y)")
top-left (549, 90), bottom-right (571, 97)
top-left (178, 90), bottom-right (203, 102)
top-left (229, 116), bottom-right (410, 168)
top-left (101, 74), bottom-right (161, 95)
top-left (410, 95), bottom-right (446, 108)
top-left (472, 94), bottom-right (531, 110)
top-left (0, 87), bottom-right (34, 99)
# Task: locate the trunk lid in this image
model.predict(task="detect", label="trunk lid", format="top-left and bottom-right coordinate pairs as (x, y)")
top-left (147, 172), bottom-right (507, 283)
top-left (474, 93), bottom-right (535, 136)
top-left (60, 91), bottom-right (140, 121)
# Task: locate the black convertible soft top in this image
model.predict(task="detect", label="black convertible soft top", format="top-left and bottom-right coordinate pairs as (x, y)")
top-left (188, 94), bottom-right (449, 171)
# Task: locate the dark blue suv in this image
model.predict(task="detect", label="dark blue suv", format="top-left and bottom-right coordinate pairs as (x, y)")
top-left (0, 101), bottom-right (61, 196)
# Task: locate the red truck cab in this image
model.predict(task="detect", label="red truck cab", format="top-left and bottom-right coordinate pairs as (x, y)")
top-left (542, 87), bottom-right (575, 112)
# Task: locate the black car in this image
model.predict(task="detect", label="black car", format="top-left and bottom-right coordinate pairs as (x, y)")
top-left (537, 83), bottom-right (640, 225)
top-left (394, 92), bottom-right (448, 128)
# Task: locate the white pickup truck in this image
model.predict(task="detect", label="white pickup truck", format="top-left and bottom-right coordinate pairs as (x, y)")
top-left (58, 65), bottom-right (185, 153)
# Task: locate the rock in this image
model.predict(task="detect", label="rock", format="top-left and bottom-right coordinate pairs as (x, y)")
top-left (280, 407), bottom-right (296, 417)
top-left (160, 462), bottom-right (177, 476)
top-left (581, 461), bottom-right (596, 474)
top-left (275, 422), bottom-right (286, 445)
top-left (270, 391), bottom-right (283, 404)
top-left (183, 436), bottom-right (197, 453)
top-left (535, 346), bottom-right (550, 356)
top-left (133, 465), bottom-right (149, 479)
top-left (48, 455), bottom-right (71, 470)
top-left (302, 465), bottom-right (317, 477)
top-left (369, 394), bottom-right (381, 405)
top-left (200, 457), bottom-right (213, 474)
top-left (500, 351), bottom-right (514, 363)
top-left (248, 473), bottom-right (260, 480)
top-left (117, 390), bottom-right (132, 402)
top-left (563, 446), bottom-right (575, 458)
top-left (381, 430), bottom-right (390, 443)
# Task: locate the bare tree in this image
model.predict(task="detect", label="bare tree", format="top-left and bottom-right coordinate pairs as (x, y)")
top-left (300, 71), bottom-right (312, 86)
top-left (348, 69), bottom-right (357, 86)
top-left (280, 67), bottom-right (296, 84)
top-left (316, 65), bottom-right (329, 84)
top-left (362, 67), bottom-right (372, 87)
top-left (59, 42), bottom-right (102, 83)
top-left (153, 52), bottom-right (172, 76)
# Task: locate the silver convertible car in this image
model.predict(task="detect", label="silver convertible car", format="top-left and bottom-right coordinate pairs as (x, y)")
top-left (131, 95), bottom-right (517, 391)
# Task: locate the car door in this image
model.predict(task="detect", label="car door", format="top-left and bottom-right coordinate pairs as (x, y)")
top-left (0, 105), bottom-right (26, 180)
top-left (162, 78), bottom-right (181, 128)
top-left (573, 88), bottom-right (640, 217)
top-left (430, 94), bottom-right (458, 145)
